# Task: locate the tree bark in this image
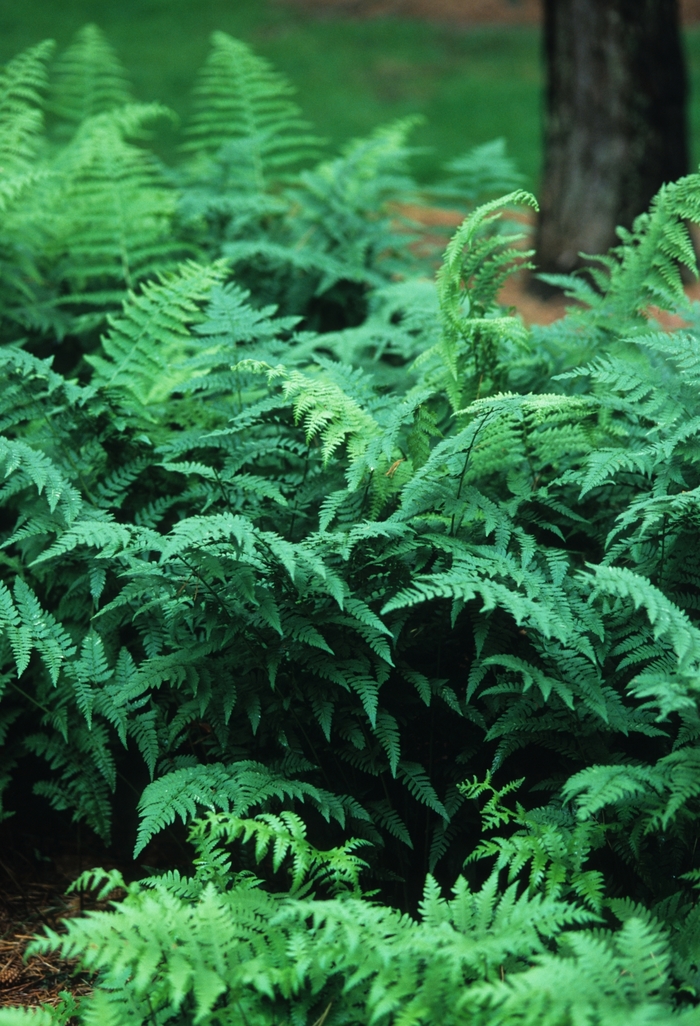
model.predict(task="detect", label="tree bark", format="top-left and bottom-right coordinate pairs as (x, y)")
top-left (534, 0), bottom-right (689, 277)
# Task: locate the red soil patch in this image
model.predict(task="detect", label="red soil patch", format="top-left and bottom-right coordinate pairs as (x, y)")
top-left (399, 202), bottom-right (700, 326)
top-left (397, 202), bottom-right (569, 324)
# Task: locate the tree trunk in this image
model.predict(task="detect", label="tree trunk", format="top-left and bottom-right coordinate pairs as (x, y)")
top-left (534, 0), bottom-right (689, 278)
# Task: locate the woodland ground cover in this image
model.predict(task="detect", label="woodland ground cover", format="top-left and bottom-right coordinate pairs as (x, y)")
top-left (2, 0), bottom-right (539, 187)
top-left (6, 0), bottom-right (700, 189)
top-left (4, 17), bottom-right (700, 1026)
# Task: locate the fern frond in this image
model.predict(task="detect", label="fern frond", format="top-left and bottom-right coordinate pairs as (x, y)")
top-left (433, 137), bottom-right (524, 205)
top-left (183, 32), bottom-right (319, 185)
top-left (0, 40), bottom-right (53, 171)
top-left (397, 761), bottom-right (448, 818)
top-left (191, 810), bottom-right (369, 894)
top-left (49, 24), bottom-right (132, 132)
top-left (47, 104), bottom-right (182, 313)
top-left (134, 760), bottom-right (355, 857)
top-left (86, 260), bottom-right (226, 404)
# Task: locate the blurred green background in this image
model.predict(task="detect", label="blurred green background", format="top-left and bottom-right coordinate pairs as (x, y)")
top-left (4, 0), bottom-right (700, 191)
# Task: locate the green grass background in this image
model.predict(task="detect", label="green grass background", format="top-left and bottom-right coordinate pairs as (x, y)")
top-left (5, 0), bottom-right (700, 192)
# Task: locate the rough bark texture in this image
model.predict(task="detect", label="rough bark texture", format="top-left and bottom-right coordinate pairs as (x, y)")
top-left (534, 0), bottom-right (688, 276)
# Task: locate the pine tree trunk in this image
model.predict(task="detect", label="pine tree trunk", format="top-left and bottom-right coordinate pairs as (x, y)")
top-left (534, 0), bottom-right (688, 277)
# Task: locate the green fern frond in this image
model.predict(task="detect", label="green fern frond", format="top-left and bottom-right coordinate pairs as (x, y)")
top-left (0, 40), bottom-right (54, 171)
top-left (47, 104), bottom-right (182, 314)
top-left (191, 810), bottom-right (369, 894)
top-left (433, 137), bottom-right (524, 205)
top-left (0, 1006), bottom-right (70, 1026)
top-left (590, 565), bottom-right (700, 668)
top-left (49, 24), bottom-right (132, 132)
top-left (134, 760), bottom-right (356, 857)
top-left (86, 259), bottom-right (226, 403)
top-left (183, 31), bottom-right (319, 185)
top-left (419, 189), bottom-right (538, 411)
top-left (398, 761), bottom-right (448, 818)
top-left (542, 171), bottom-right (700, 328)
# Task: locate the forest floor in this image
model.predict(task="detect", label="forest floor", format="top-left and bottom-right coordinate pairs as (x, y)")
top-left (0, 819), bottom-right (108, 1010)
top-left (0, 859), bottom-right (96, 1009)
top-left (284, 0), bottom-right (700, 25)
top-left (0, 809), bottom-right (189, 1009)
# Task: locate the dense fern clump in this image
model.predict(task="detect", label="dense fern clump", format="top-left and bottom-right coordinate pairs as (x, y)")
top-left (3, 23), bottom-right (700, 1025)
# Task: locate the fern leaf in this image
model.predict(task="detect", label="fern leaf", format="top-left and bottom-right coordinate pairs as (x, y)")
top-left (183, 32), bottom-right (319, 185)
top-left (86, 260), bottom-right (226, 404)
top-left (0, 40), bottom-right (53, 171)
top-left (397, 761), bottom-right (448, 818)
top-left (49, 24), bottom-right (132, 131)
top-left (134, 761), bottom-right (352, 857)
top-left (48, 104), bottom-right (182, 310)
top-left (13, 578), bottom-right (76, 685)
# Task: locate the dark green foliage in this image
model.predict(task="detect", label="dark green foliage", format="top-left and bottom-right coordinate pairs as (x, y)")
top-left (3, 24), bottom-right (700, 1025)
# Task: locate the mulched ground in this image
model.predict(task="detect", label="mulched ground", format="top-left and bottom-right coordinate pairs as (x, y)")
top-left (0, 825), bottom-right (102, 1011)
top-left (0, 876), bottom-right (93, 1009)
top-left (283, 0), bottom-right (700, 25)
top-left (0, 804), bottom-right (191, 1011)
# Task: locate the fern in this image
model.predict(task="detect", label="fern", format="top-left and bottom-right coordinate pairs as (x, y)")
top-left (134, 760), bottom-right (362, 857)
top-left (45, 104), bottom-right (184, 321)
top-left (0, 41), bottom-right (56, 334)
top-left (0, 40), bottom-right (53, 171)
top-left (539, 169), bottom-right (700, 332)
top-left (433, 137), bottom-right (524, 205)
top-left (86, 259), bottom-right (226, 403)
top-left (203, 118), bottom-right (425, 347)
top-left (182, 31), bottom-right (319, 185)
top-left (4, 30), bottom-right (700, 1025)
top-left (28, 813), bottom-right (691, 1026)
top-left (406, 191), bottom-right (539, 414)
top-left (48, 24), bottom-right (132, 133)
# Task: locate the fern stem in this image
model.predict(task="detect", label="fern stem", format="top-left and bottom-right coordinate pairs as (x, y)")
top-left (9, 679), bottom-right (51, 715)
top-left (293, 715), bottom-right (335, 791)
top-left (212, 467), bottom-right (234, 514)
top-left (451, 412), bottom-right (491, 536)
top-left (235, 999), bottom-right (254, 1026)
top-left (360, 469), bottom-right (375, 519)
top-left (170, 552), bottom-right (273, 660)
top-left (287, 450), bottom-right (310, 542)
top-left (658, 512), bottom-right (667, 588)
top-left (114, 187), bottom-right (133, 289)
top-left (424, 703), bottom-right (435, 873)
top-left (519, 413), bottom-right (538, 489)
